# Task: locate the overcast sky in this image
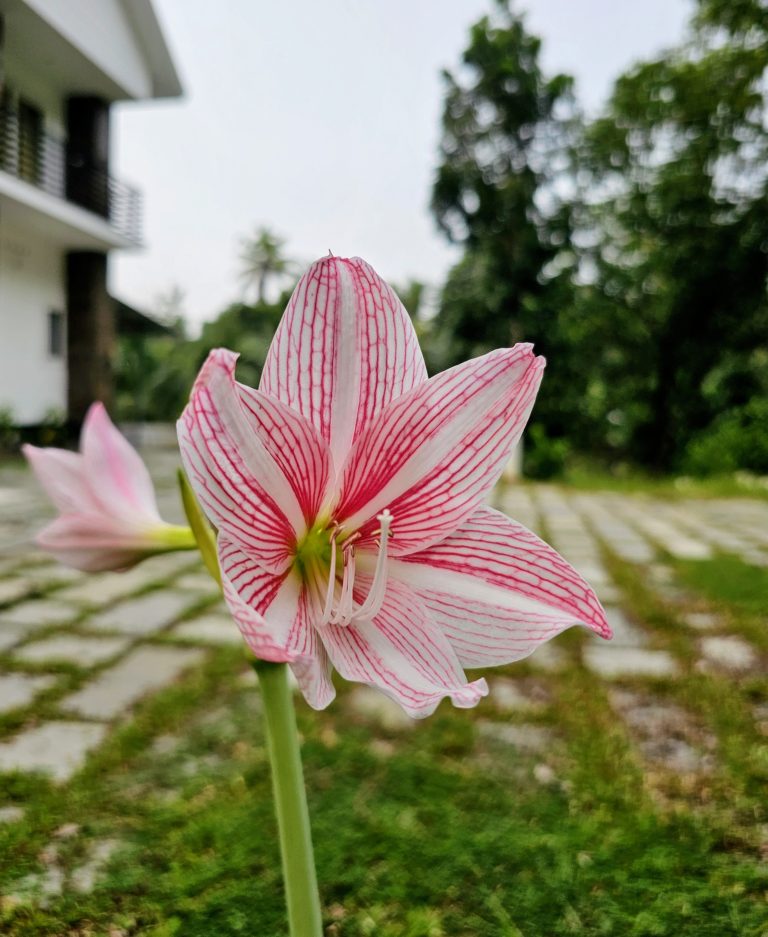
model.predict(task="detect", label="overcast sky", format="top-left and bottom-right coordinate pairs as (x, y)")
top-left (111, 0), bottom-right (692, 330)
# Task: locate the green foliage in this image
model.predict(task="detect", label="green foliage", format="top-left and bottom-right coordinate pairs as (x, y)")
top-left (522, 424), bottom-right (571, 480)
top-left (392, 279), bottom-right (426, 322)
top-left (675, 552), bottom-right (768, 621)
top-left (683, 398), bottom-right (768, 476)
top-left (114, 298), bottom-right (287, 423)
top-left (0, 407), bottom-right (19, 452)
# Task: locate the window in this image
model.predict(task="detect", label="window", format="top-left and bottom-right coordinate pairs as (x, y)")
top-left (48, 310), bottom-right (64, 357)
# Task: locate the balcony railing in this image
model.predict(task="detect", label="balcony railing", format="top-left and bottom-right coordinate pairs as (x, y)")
top-left (0, 104), bottom-right (142, 244)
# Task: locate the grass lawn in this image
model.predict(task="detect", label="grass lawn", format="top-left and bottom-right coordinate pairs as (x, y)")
top-left (558, 462), bottom-right (768, 501)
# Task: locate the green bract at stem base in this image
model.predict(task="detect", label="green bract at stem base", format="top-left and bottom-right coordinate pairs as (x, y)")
top-left (177, 468), bottom-right (221, 584)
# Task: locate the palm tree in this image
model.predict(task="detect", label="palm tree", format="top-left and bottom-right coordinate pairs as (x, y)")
top-left (239, 227), bottom-right (293, 303)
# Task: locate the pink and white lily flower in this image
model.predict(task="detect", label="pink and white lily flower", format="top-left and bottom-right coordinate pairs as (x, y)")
top-left (24, 403), bottom-right (195, 572)
top-left (179, 257), bottom-right (611, 717)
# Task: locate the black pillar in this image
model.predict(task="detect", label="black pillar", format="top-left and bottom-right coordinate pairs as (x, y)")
top-left (66, 252), bottom-right (114, 427)
top-left (65, 96), bottom-right (110, 218)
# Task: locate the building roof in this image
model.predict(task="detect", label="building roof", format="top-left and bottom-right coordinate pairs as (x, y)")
top-left (118, 0), bottom-right (183, 99)
top-left (5, 0), bottom-right (183, 101)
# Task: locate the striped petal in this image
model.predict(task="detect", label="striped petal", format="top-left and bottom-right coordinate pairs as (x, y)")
top-left (23, 444), bottom-right (96, 515)
top-left (334, 346), bottom-right (544, 554)
top-left (178, 349), bottom-right (325, 572)
top-left (320, 577), bottom-right (488, 718)
top-left (237, 378), bottom-right (334, 526)
top-left (81, 403), bottom-right (162, 522)
top-left (390, 506), bottom-right (611, 667)
top-left (287, 613), bottom-right (336, 711)
top-left (219, 537), bottom-right (335, 708)
top-left (33, 513), bottom-right (155, 572)
top-left (260, 256), bottom-right (428, 467)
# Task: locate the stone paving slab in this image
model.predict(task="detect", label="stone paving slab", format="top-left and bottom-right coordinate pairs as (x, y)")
top-left (171, 613), bottom-right (241, 646)
top-left (0, 721), bottom-right (108, 782)
top-left (699, 636), bottom-right (758, 672)
top-left (346, 686), bottom-right (415, 731)
top-left (0, 673), bottom-right (58, 713)
top-left (476, 721), bottom-right (554, 753)
top-left (0, 622), bottom-right (32, 653)
top-left (568, 561), bottom-right (613, 585)
top-left (173, 572), bottom-right (220, 594)
top-left (583, 646), bottom-right (679, 679)
top-left (609, 689), bottom-right (715, 774)
top-left (0, 804), bottom-right (25, 824)
top-left (139, 553), bottom-right (199, 578)
top-left (21, 566), bottom-right (86, 590)
top-left (53, 559), bottom-right (192, 608)
top-left (0, 578), bottom-right (34, 606)
top-left (609, 501), bottom-right (712, 560)
top-left (490, 677), bottom-right (547, 713)
top-left (85, 591), bottom-right (197, 636)
top-left (14, 635), bottom-right (132, 667)
top-left (71, 838), bottom-right (122, 894)
top-left (682, 611), bottom-right (721, 631)
top-left (59, 646), bottom-right (206, 721)
top-left (0, 556), bottom-right (24, 576)
top-left (494, 488), bottom-right (540, 533)
top-left (1, 599), bottom-right (81, 627)
top-left (54, 572), bottom-right (152, 608)
top-left (594, 582), bottom-right (622, 604)
top-left (574, 497), bottom-right (656, 564)
top-left (603, 607), bottom-right (649, 648)
top-left (527, 642), bottom-right (568, 672)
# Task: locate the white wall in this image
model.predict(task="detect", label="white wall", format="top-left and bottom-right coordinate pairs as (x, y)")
top-left (0, 222), bottom-right (66, 424)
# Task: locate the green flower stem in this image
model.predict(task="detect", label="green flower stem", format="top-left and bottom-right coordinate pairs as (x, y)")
top-left (254, 660), bottom-right (323, 937)
top-left (144, 524), bottom-right (198, 560)
top-left (154, 524), bottom-right (198, 551)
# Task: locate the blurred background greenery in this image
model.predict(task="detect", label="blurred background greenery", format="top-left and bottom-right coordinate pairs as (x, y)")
top-left (114, 0), bottom-right (768, 483)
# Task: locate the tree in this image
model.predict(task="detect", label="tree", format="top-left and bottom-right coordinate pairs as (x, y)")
top-left (392, 279), bottom-right (426, 322)
top-left (581, 0), bottom-right (768, 469)
top-left (239, 227), bottom-right (294, 303)
top-left (429, 0), bottom-right (584, 463)
top-left (114, 290), bottom-right (293, 424)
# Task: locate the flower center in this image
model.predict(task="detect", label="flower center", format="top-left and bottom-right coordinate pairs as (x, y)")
top-left (295, 512), bottom-right (394, 628)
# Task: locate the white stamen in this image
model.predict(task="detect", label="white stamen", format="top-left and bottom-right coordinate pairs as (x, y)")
top-left (332, 542), bottom-right (357, 625)
top-left (347, 510), bottom-right (392, 624)
top-left (317, 511), bottom-right (394, 628)
top-left (318, 526), bottom-right (340, 626)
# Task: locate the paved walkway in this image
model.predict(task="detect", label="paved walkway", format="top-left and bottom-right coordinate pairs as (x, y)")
top-left (0, 446), bottom-right (766, 788)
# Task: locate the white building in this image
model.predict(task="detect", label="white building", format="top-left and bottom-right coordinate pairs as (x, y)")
top-left (0, 0), bottom-right (181, 426)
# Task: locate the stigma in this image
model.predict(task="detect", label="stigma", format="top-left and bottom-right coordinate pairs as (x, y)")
top-left (318, 510), bottom-right (393, 627)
